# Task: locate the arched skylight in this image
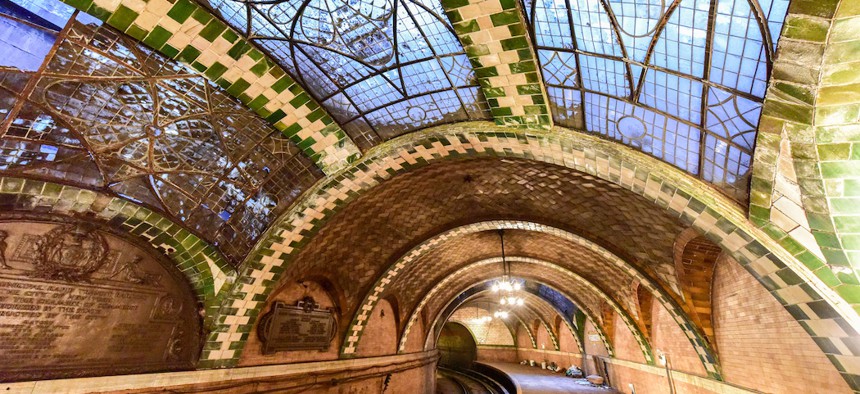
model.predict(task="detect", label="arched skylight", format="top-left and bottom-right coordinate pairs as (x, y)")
top-left (0, 4), bottom-right (323, 263)
top-left (524, 0), bottom-right (789, 202)
top-left (202, 0), bottom-right (490, 150)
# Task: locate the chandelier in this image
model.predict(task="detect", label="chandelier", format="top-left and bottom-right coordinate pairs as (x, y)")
top-left (492, 229), bottom-right (523, 318)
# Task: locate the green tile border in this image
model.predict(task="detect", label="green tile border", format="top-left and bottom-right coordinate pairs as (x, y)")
top-left (0, 177), bottom-right (234, 320)
top-left (208, 121), bottom-right (856, 388)
top-left (442, 0), bottom-right (552, 129)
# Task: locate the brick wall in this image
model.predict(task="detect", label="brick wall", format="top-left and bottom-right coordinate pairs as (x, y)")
top-left (240, 281), bottom-right (340, 366)
top-left (476, 346), bottom-right (518, 363)
top-left (557, 323), bottom-right (579, 354)
top-left (535, 322), bottom-right (552, 351)
top-left (516, 323), bottom-right (533, 349)
top-left (612, 314), bottom-right (646, 364)
top-left (403, 314), bottom-right (426, 353)
top-left (713, 254), bottom-right (851, 392)
top-left (650, 298), bottom-right (707, 377)
top-left (354, 299), bottom-right (397, 357)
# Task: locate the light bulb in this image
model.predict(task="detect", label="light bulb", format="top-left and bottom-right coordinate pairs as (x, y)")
top-left (508, 296), bottom-right (516, 305)
top-left (513, 282), bottom-right (521, 291)
top-left (517, 298), bottom-right (524, 306)
top-left (500, 298), bottom-right (507, 305)
top-left (492, 284), bottom-right (499, 292)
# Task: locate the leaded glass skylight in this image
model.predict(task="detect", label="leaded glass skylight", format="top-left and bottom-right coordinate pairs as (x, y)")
top-left (524, 0), bottom-right (789, 202)
top-left (0, 4), bottom-right (323, 264)
top-left (199, 0), bottom-right (490, 150)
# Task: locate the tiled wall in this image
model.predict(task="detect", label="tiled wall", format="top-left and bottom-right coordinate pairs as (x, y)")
top-left (752, 0), bottom-right (860, 305)
top-left (441, 0), bottom-right (551, 128)
top-left (218, 122), bottom-right (855, 385)
top-left (0, 177), bottom-right (231, 312)
top-left (713, 253), bottom-right (851, 392)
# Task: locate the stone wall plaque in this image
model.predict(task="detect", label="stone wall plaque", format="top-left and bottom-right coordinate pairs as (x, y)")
top-left (0, 220), bottom-right (200, 382)
top-left (257, 297), bottom-right (336, 354)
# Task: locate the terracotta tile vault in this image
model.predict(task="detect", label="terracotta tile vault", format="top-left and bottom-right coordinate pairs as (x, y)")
top-left (2, 0), bottom-right (860, 393)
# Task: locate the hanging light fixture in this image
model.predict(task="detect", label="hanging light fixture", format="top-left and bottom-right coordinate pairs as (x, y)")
top-left (492, 229), bottom-right (523, 317)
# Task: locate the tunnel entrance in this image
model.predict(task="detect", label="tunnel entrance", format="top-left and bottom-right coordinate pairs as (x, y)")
top-left (437, 322), bottom-right (478, 369)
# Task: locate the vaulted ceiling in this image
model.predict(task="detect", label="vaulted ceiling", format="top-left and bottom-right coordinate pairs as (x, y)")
top-left (1, 0), bottom-right (859, 391)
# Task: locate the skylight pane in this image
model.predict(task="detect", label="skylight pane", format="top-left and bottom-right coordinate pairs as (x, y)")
top-left (440, 54), bottom-right (476, 88)
top-left (205, 0), bottom-right (487, 142)
top-left (608, 0), bottom-right (669, 63)
top-left (205, 0), bottom-right (248, 33)
top-left (757, 0), bottom-right (790, 51)
top-left (547, 86), bottom-right (583, 129)
top-left (366, 90), bottom-right (467, 138)
top-left (569, 0), bottom-right (622, 56)
top-left (532, 0), bottom-right (573, 49)
top-left (539, 50), bottom-right (579, 87)
top-left (0, 15), bottom-right (56, 71)
top-left (705, 86), bottom-right (760, 150)
top-left (579, 55), bottom-right (628, 97)
top-left (710, 0), bottom-right (768, 97)
top-left (639, 70), bottom-right (703, 124)
top-left (585, 93), bottom-right (700, 172)
top-left (3, 0), bottom-right (74, 30)
top-left (401, 58), bottom-right (449, 95)
top-left (702, 133), bottom-right (751, 199)
top-left (650, 0), bottom-right (709, 77)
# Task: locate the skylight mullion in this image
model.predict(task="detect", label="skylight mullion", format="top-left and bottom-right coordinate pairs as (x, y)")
top-left (401, 0), bottom-right (469, 119)
top-left (598, 0), bottom-right (635, 100)
top-left (633, 0), bottom-right (684, 101)
top-left (698, 0), bottom-right (718, 178)
top-left (564, 0), bottom-right (586, 129)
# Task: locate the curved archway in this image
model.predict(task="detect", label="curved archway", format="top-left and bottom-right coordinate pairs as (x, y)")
top-left (437, 322), bottom-right (478, 369)
top-left (425, 277), bottom-right (616, 357)
top-left (212, 124), bottom-right (854, 382)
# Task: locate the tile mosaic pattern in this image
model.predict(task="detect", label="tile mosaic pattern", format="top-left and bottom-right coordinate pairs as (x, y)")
top-left (463, 294), bottom-right (554, 348)
top-left (424, 261), bottom-right (613, 355)
top-left (522, 0), bottom-right (792, 203)
top-left (59, 0), bottom-right (361, 173)
top-left (379, 226), bottom-right (716, 372)
top-left (0, 177), bottom-right (232, 311)
top-left (393, 258), bottom-right (590, 355)
top-left (402, 259), bottom-right (612, 357)
top-left (381, 228), bottom-right (664, 330)
top-left (411, 257), bottom-right (650, 363)
top-left (339, 222), bottom-right (722, 373)
top-left (534, 284), bottom-right (585, 353)
top-left (215, 123), bottom-right (858, 388)
top-left (441, 0), bottom-right (551, 129)
top-left (277, 154), bottom-right (688, 333)
top-left (751, 0), bottom-right (860, 319)
top-left (198, 0), bottom-right (492, 151)
top-left (449, 306), bottom-right (515, 346)
top-left (0, 9), bottom-right (324, 265)
top-left (673, 229), bottom-right (722, 348)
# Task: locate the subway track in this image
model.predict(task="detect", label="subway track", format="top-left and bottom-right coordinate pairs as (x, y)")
top-left (436, 367), bottom-right (502, 394)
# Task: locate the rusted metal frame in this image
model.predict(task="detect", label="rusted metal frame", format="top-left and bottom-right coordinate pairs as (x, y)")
top-left (697, 0), bottom-right (719, 178)
top-left (598, 0), bottom-right (636, 101)
top-left (633, 0), bottom-right (684, 101)
top-left (534, 44), bottom-right (761, 103)
top-left (563, 0), bottom-right (588, 126)
top-left (747, 0), bottom-right (776, 73)
top-left (0, 11), bottom-right (76, 136)
top-left (401, 0), bottom-right (472, 121)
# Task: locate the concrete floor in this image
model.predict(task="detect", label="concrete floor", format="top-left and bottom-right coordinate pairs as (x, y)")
top-left (479, 362), bottom-right (618, 394)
